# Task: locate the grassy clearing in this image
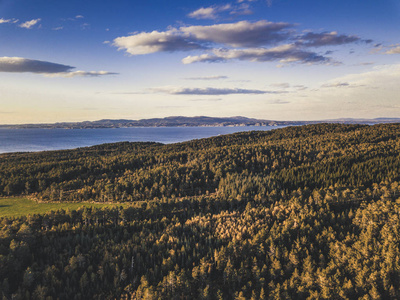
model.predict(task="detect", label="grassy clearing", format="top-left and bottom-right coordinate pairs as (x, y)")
top-left (0, 197), bottom-right (128, 218)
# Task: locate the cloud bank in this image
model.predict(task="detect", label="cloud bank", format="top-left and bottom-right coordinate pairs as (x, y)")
top-left (0, 57), bottom-right (116, 77)
top-left (113, 20), bottom-right (366, 65)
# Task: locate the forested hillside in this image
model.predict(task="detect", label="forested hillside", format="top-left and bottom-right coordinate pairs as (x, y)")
top-left (2, 123), bottom-right (400, 299)
top-left (1, 123), bottom-right (400, 202)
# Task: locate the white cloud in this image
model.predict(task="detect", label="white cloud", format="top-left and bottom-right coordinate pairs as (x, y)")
top-left (151, 86), bottom-right (282, 95)
top-left (188, 5), bottom-right (232, 19)
top-left (230, 3), bottom-right (253, 16)
top-left (113, 29), bottom-right (204, 55)
top-left (75, 15), bottom-right (84, 19)
top-left (0, 18), bottom-right (18, 24)
top-left (181, 20), bottom-right (291, 47)
top-left (113, 20), bottom-right (293, 56)
top-left (112, 20), bottom-right (369, 66)
top-left (19, 18), bottom-right (41, 29)
top-left (324, 64), bottom-right (400, 88)
top-left (0, 57), bottom-right (117, 77)
top-left (295, 64), bottom-right (400, 118)
top-left (386, 45), bottom-right (400, 54)
top-left (182, 44), bottom-right (329, 64)
top-left (44, 71), bottom-right (118, 78)
top-left (182, 54), bottom-right (225, 64)
top-left (188, 4), bottom-right (251, 19)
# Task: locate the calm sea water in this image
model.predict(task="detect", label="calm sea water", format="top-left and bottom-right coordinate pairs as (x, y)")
top-left (0, 126), bottom-right (283, 154)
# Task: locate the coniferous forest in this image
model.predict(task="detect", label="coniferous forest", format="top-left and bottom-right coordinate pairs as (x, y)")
top-left (2, 123), bottom-right (400, 299)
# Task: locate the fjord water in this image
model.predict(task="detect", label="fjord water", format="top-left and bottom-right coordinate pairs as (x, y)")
top-left (0, 126), bottom-right (282, 154)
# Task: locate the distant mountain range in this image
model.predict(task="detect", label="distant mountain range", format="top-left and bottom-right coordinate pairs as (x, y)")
top-left (1, 116), bottom-right (400, 129)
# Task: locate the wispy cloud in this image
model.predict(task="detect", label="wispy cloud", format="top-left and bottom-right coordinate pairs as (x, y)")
top-left (297, 31), bottom-right (362, 47)
top-left (294, 85), bottom-right (308, 90)
top-left (229, 3), bottom-right (253, 16)
top-left (296, 64), bottom-right (400, 117)
top-left (188, 3), bottom-right (252, 19)
top-left (0, 18), bottom-right (18, 24)
top-left (152, 86), bottom-right (286, 95)
top-left (270, 99), bottom-right (290, 104)
top-left (320, 81), bottom-right (366, 89)
top-left (0, 57), bottom-right (117, 77)
top-left (270, 83), bottom-right (290, 89)
top-left (321, 82), bottom-right (351, 88)
top-left (80, 23), bottom-right (90, 30)
top-left (189, 98), bottom-right (223, 102)
top-left (45, 71), bottom-right (118, 78)
top-left (182, 44), bottom-right (330, 64)
top-left (0, 18), bottom-right (11, 24)
top-left (19, 18), bottom-right (41, 29)
top-left (270, 83), bottom-right (308, 90)
top-left (355, 62), bottom-right (375, 66)
top-left (188, 4), bottom-right (232, 19)
top-left (185, 75), bottom-right (228, 80)
top-left (62, 15), bottom-right (84, 22)
top-left (385, 45), bottom-right (400, 54)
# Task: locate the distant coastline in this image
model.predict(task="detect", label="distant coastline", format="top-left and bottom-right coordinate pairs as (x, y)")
top-left (1, 116), bottom-right (400, 129)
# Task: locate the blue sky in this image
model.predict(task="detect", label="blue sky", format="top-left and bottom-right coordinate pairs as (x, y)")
top-left (1, 0), bottom-right (400, 124)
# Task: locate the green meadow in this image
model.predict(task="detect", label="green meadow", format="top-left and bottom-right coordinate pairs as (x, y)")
top-left (0, 197), bottom-right (127, 218)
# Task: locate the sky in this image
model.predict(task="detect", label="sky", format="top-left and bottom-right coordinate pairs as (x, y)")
top-left (1, 0), bottom-right (400, 124)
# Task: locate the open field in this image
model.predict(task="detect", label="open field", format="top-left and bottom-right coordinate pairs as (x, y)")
top-left (0, 197), bottom-right (128, 218)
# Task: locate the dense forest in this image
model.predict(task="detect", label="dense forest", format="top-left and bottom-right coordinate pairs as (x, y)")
top-left (2, 123), bottom-right (400, 299)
